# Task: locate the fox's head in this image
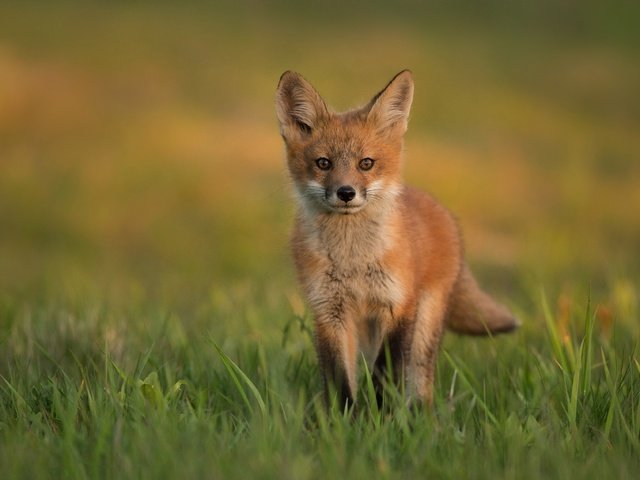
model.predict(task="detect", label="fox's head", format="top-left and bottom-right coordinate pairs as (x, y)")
top-left (276, 70), bottom-right (414, 215)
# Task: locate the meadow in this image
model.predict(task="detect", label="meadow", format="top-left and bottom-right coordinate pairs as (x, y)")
top-left (1, 1), bottom-right (639, 478)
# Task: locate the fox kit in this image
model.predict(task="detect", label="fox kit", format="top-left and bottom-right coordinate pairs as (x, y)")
top-left (276, 70), bottom-right (518, 408)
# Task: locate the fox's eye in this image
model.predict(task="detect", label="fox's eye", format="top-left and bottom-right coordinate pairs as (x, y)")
top-left (359, 158), bottom-right (375, 171)
top-left (316, 158), bottom-right (332, 170)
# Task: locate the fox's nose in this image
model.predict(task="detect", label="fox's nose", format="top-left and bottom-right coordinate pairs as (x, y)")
top-left (336, 186), bottom-right (356, 203)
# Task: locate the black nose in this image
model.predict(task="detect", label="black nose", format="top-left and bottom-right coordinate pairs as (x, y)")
top-left (336, 186), bottom-right (356, 203)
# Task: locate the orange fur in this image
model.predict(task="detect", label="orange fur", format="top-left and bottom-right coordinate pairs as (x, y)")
top-left (276, 70), bottom-right (518, 408)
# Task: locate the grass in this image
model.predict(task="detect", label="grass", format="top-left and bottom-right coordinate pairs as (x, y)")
top-left (1, 282), bottom-right (639, 479)
top-left (1, 1), bottom-right (639, 478)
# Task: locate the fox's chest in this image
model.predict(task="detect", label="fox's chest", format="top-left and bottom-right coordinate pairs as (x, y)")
top-left (295, 214), bottom-right (409, 363)
top-left (308, 239), bottom-right (406, 365)
top-left (301, 219), bottom-right (405, 314)
top-left (326, 258), bottom-right (398, 302)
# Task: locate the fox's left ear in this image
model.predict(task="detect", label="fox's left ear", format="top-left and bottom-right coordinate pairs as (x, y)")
top-left (276, 71), bottom-right (329, 140)
top-left (365, 70), bottom-right (414, 135)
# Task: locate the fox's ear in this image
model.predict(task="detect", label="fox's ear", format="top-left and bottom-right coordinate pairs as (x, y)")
top-left (365, 70), bottom-right (414, 135)
top-left (276, 71), bottom-right (329, 139)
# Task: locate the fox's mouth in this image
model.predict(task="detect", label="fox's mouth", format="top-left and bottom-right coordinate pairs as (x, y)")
top-left (326, 202), bottom-right (365, 214)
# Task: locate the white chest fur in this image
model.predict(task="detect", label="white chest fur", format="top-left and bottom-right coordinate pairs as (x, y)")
top-left (300, 211), bottom-right (406, 326)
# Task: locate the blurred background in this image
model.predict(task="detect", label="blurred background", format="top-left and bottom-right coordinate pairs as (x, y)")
top-left (1, 0), bottom-right (638, 330)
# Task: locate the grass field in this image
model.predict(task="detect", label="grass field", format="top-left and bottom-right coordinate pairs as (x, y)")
top-left (1, 1), bottom-right (639, 478)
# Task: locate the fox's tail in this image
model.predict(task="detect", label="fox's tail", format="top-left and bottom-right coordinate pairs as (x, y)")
top-left (446, 264), bottom-right (520, 335)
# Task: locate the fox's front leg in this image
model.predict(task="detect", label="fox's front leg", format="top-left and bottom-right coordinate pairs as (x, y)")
top-left (314, 316), bottom-right (358, 409)
top-left (409, 291), bottom-right (448, 406)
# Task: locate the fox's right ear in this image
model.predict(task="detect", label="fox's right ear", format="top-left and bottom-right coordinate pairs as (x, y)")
top-left (276, 71), bottom-right (329, 139)
top-left (365, 70), bottom-right (414, 135)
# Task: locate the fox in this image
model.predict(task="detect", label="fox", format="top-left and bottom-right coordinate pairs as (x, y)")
top-left (275, 70), bottom-right (518, 408)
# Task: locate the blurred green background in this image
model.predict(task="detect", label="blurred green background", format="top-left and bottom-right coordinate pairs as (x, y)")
top-left (1, 0), bottom-right (639, 324)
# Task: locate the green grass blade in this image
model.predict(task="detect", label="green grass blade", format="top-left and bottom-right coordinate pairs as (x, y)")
top-left (361, 355), bottom-right (381, 423)
top-left (443, 350), bottom-right (498, 426)
top-left (541, 289), bottom-right (570, 374)
top-left (214, 343), bottom-right (266, 417)
top-left (580, 294), bottom-right (595, 397)
top-left (601, 347), bottom-right (617, 440)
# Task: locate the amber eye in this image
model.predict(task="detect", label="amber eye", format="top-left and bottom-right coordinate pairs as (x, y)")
top-left (316, 157), bottom-right (332, 170)
top-left (359, 158), bottom-right (375, 171)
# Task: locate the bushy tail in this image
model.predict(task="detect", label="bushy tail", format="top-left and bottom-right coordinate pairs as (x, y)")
top-left (446, 264), bottom-right (519, 335)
